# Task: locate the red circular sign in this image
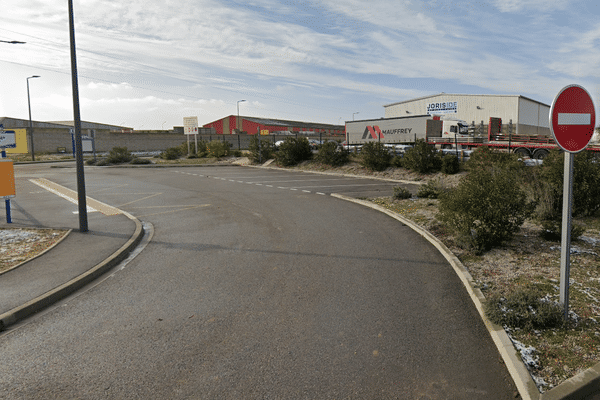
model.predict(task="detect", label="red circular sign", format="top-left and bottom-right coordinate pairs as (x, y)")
top-left (550, 85), bottom-right (596, 153)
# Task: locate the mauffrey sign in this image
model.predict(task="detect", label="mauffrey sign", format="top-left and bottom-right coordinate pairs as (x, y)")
top-left (427, 101), bottom-right (457, 115)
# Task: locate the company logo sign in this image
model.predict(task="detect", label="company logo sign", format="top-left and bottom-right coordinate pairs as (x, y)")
top-left (427, 101), bottom-right (457, 115)
top-left (362, 126), bottom-right (384, 140)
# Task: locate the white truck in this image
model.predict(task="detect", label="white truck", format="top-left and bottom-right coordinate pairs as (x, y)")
top-left (345, 115), bottom-right (470, 148)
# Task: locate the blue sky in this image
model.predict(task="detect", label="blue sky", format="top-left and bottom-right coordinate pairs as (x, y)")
top-left (1, 0), bottom-right (599, 130)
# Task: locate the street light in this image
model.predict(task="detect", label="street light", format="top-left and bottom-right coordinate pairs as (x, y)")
top-left (27, 75), bottom-right (40, 161)
top-left (0, 40), bottom-right (26, 44)
top-left (237, 99), bottom-right (246, 133)
top-left (353, 112), bottom-right (359, 121)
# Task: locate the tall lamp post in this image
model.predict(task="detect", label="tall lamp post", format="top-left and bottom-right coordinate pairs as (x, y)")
top-left (0, 40), bottom-right (26, 44)
top-left (27, 75), bottom-right (40, 161)
top-left (353, 112), bottom-right (359, 121)
top-left (237, 100), bottom-right (246, 134)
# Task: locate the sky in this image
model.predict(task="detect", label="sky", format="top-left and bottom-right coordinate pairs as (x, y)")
top-left (1, 0), bottom-right (599, 130)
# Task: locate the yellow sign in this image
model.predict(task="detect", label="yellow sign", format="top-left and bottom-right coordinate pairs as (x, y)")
top-left (260, 130), bottom-right (269, 136)
top-left (0, 160), bottom-right (16, 198)
top-left (5, 129), bottom-right (28, 154)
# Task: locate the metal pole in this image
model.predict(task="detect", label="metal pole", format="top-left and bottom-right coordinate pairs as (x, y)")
top-left (68, 0), bottom-right (88, 233)
top-left (1, 149), bottom-right (10, 223)
top-left (560, 152), bottom-right (574, 319)
top-left (27, 76), bottom-right (40, 161)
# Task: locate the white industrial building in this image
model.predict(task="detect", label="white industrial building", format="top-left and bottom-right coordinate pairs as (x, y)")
top-left (384, 93), bottom-right (551, 136)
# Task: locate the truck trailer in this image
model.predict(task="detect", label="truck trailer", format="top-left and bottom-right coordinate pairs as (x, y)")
top-left (345, 115), bottom-right (600, 159)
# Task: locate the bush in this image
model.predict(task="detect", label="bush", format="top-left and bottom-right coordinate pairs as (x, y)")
top-left (232, 150), bottom-right (243, 157)
top-left (316, 141), bottom-right (348, 166)
top-left (392, 186), bottom-right (412, 200)
top-left (441, 154), bottom-right (460, 174)
top-left (485, 287), bottom-right (564, 330)
top-left (438, 167), bottom-right (534, 252)
top-left (248, 135), bottom-right (275, 163)
top-left (538, 150), bottom-right (600, 217)
top-left (106, 147), bottom-right (132, 164)
top-left (130, 157), bottom-right (151, 165)
top-left (162, 146), bottom-right (183, 160)
top-left (417, 179), bottom-right (447, 199)
top-left (539, 219), bottom-right (585, 241)
top-left (391, 155), bottom-right (404, 168)
top-left (402, 140), bottom-right (441, 173)
top-left (275, 137), bottom-right (312, 166)
top-left (467, 146), bottom-right (523, 173)
top-left (360, 142), bottom-right (391, 171)
top-left (206, 140), bottom-right (231, 158)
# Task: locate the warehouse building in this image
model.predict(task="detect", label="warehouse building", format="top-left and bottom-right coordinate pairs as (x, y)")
top-left (383, 93), bottom-right (551, 136)
top-left (203, 115), bottom-right (345, 136)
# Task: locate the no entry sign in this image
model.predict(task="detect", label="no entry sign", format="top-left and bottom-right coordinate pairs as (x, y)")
top-left (550, 84), bottom-right (596, 153)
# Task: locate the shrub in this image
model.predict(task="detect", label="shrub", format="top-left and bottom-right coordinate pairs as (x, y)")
top-left (316, 141), bottom-right (348, 166)
top-left (467, 146), bottom-right (523, 173)
top-left (539, 219), bottom-right (585, 241)
top-left (106, 147), bottom-right (132, 164)
top-left (438, 167), bottom-right (534, 252)
top-left (539, 150), bottom-right (600, 217)
top-left (85, 158), bottom-right (96, 166)
top-left (402, 140), bottom-right (441, 173)
top-left (248, 135), bottom-right (275, 163)
top-left (392, 186), bottom-right (412, 200)
top-left (206, 140), bottom-right (231, 158)
top-left (485, 287), bottom-right (564, 330)
top-left (441, 154), bottom-right (460, 174)
top-left (417, 179), bottom-right (447, 199)
top-left (391, 155), bottom-right (404, 168)
top-left (232, 150), bottom-right (243, 157)
top-left (130, 157), bottom-right (151, 165)
top-left (360, 142), bottom-right (391, 171)
top-left (162, 147), bottom-right (182, 160)
top-left (275, 137), bottom-right (312, 166)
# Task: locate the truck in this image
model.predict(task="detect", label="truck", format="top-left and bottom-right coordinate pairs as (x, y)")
top-left (345, 115), bottom-right (600, 159)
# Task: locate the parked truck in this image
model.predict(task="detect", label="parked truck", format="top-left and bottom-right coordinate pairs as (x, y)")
top-left (345, 115), bottom-right (600, 159)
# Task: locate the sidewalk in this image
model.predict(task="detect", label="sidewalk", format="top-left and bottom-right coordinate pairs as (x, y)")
top-left (0, 175), bottom-right (144, 330)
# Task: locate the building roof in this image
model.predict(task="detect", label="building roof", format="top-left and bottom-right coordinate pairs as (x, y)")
top-left (383, 93), bottom-right (550, 108)
top-left (205, 115), bottom-right (344, 130)
top-left (0, 117), bottom-right (130, 130)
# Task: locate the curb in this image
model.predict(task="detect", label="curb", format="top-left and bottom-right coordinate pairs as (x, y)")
top-left (329, 193), bottom-right (600, 400)
top-left (0, 211), bottom-right (144, 331)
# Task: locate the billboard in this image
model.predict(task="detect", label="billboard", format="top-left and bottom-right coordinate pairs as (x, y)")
top-left (183, 117), bottom-right (199, 135)
top-left (4, 129), bottom-right (28, 154)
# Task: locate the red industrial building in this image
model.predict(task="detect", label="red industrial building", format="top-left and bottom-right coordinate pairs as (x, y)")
top-left (203, 115), bottom-right (345, 136)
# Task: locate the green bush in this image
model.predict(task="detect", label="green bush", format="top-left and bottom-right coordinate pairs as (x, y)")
top-left (538, 150), bottom-right (600, 217)
top-left (392, 186), bottom-right (412, 200)
top-left (248, 135), bottom-right (275, 163)
top-left (275, 137), bottom-right (312, 166)
top-left (316, 141), bottom-right (348, 166)
top-left (162, 147), bottom-right (182, 160)
top-left (467, 146), bottom-right (523, 173)
top-left (130, 157), bottom-right (151, 165)
top-left (438, 167), bottom-right (534, 252)
top-left (539, 219), bottom-right (585, 241)
top-left (402, 140), bottom-right (441, 173)
top-left (417, 179), bottom-right (447, 199)
top-left (485, 287), bottom-right (564, 330)
top-left (206, 140), bottom-right (231, 158)
top-left (441, 154), bottom-right (460, 174)
top-left (232, 150), bottom-right (243, 157)
top-left (360, 142), bottom-right (391, 171)
top-left (85, 158), bottom-right (96, 166)
top-left (106, 147), bottom-right (133, 164)
top-left (391, 155), bottom-right (404, 168)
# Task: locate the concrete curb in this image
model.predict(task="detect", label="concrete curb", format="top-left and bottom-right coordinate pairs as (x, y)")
top-left (0, 228), bottom-right (73, 277)
top-left (329, 193), bottom-right (600, 400)
top-left (0, 210), bottom-right (144, 331)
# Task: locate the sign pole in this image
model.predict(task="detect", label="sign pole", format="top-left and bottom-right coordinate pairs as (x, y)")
top-left (549, 84), bottom-right (596, 321)
top-left (559, 151), bottom-right (574, 318)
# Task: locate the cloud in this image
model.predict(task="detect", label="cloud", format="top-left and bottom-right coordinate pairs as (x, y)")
top-left (492, 0), bottom-right (572, 13)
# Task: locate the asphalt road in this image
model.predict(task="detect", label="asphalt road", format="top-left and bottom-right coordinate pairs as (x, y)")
top-left (0, 164), bottom-right (517, 399)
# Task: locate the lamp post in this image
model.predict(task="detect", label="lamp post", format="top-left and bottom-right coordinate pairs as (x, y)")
top-left (0, 40), bottom-right (26, 44)
top-left (27, 75), bottom-right (40, 161)
top-left (237, 99), bottom-right (246, 134)
top-left (353, 112), bottom-right (359, 121)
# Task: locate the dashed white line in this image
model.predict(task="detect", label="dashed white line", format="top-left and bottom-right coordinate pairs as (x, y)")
top-left (302, 190), bottom-right (311, 193)
top-left (266, 185), bottom-right (273, 187)
top-left (317, 192), bottom-right (326, 195)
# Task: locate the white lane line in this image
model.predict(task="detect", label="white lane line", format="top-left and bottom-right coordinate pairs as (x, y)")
top-left (317, 192), bottom-right (326, 195)
top-left (266, 185), bottom-right (273, 187)
top-left (290, 188), bottom-right (297, 191)
top-left (277, 186), bottom-right (287, 189)
top-left (302, 190), bottom-right (311, 193)
top-left (255, 183), bottom-right (263, 186)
